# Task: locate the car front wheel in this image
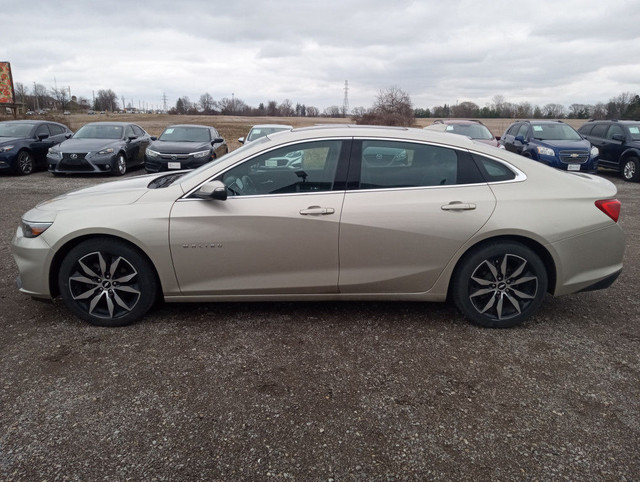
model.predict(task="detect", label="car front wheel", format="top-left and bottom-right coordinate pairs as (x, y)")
top-left (452, 241), bottom-right (548, 328)
top-left (622, 157), bottom-right (639, 182)
top-left (114, 153), bottom-right (127, 176)
top-left (58, 238), bottom-right (158, 326)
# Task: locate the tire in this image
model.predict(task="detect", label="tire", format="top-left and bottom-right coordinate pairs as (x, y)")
top-left (452, 241), bottom-right (548, 328)
top-left (58, 238), bottom-right (158, 327)
top-left (15, 150), bottom-right (34, 175)
top-left (113, 153), bottom-right (127, 176)
top-left (621, 157), bottom-right (639, 182)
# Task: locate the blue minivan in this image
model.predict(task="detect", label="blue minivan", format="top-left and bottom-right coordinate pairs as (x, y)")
top-left (500, 120), bottom-right (599, 173)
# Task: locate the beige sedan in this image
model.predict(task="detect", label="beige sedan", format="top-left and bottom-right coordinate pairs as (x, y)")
top-left (12, 126), bottom-right (625, 328)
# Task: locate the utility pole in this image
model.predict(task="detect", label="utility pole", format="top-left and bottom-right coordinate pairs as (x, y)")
top-left (162, 92), bottom-right (168, 112)
top-left (342, 80), bottom-right (349, 117)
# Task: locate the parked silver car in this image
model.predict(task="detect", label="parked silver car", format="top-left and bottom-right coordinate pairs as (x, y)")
top-left (238, 124), bottom-right (292, 144)
top-left (12, 126), bottom-right (624, 328)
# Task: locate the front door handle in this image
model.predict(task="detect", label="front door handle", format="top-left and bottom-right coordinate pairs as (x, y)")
top-left (441, 202), bottom-right (477, 211)
top-left (299, 206), bottom-right (335, 215)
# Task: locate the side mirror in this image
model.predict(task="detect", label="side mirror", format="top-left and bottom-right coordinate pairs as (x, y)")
top-left (37, 133), bottom-right (49, 140)
top-left (127, 136), bottom-right (137, 141)
top-left (65, 133), bottom-right (72, 139)
top-left (150, 136), bottom-right (158, 141)
top-left (515, 135), bottom-right (526, 143)
top-left (238, 137), bottom-right (245, 144)
top-left (612, 134), bottom-right (626, 142)
top-left (212, 137), bottom-right (224, 145)
top-left (194, 180), bottom-right (227, 201)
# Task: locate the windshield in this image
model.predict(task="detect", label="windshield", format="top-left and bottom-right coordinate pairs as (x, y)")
top-left (446, 124), bottom-right (493, 140)
top-left (626, 124), bottom-right (640, 141)
top-left (247, 126), bottom-right (289, 142)
top-left (74, 124), bottom-right (123, 139)
top-left (0, 123), bottom-right (34, 137)
top-left (159, 126), bottom-right (211, 142)
top-left (531, 123), bottom-right (582, 141)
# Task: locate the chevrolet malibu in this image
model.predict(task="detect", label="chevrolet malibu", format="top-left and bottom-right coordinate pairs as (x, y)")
top-left (12, 126), bottom-right (624, 328)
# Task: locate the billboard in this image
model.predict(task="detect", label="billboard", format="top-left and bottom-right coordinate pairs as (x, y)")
top-left (0, 61), bottom-right (16, 104)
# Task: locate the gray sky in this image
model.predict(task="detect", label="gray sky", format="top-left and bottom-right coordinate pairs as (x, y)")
top-left (3, 0), bottom-right (639, 112)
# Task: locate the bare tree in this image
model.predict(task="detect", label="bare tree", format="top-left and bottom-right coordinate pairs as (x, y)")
top-left (199, 93), bottom-right (217, 114)
top-left (278, 99), bottom-right (294, 116)
top-left (542, 103), bottom-right (565, 118)
top-left (355, 86), bottom-right (415, 126)
top-left (51, 85), bottom-right (70, 110)
top-left (306, 106), bottom-right (319, 117)
top-left (94, 89), bottom-right (118, 111)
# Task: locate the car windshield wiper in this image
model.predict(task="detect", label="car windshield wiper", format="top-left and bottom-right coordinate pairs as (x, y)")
top-left (147, 172), bottom-right (185, 189)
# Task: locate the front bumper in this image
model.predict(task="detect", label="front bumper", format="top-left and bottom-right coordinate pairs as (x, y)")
top-left (11, 226), bottom-right (54, 299)
top-left (47, 153), bottom-right (117, 174)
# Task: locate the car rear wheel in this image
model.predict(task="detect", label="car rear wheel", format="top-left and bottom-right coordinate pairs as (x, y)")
top-left (452, 241), bottom-right (548, 328)
top-left (622, 157), bottom-right (639, 182)
top-left (15, 150), bottom-right (34, 175)
top-left (58, 238), bottom-right (158, 326)
top-left (114, 154), bottom-right (127, 176)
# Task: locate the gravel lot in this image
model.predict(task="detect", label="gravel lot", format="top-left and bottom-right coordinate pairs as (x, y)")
top-left (1, 166), bottom-right (638, 481)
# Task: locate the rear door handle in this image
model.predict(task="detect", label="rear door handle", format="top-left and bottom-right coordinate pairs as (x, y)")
top-left (441, 202), bottom-right (477, 211)
top-left (299, 206), bottom-right (335, 215)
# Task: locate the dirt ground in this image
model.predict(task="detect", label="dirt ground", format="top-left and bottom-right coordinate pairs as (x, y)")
top-left (0, 119), bottom-right (638, 480)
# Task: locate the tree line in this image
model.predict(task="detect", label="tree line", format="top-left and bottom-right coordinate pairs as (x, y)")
top-left (9, 79), bottom-right (640, 121)
top-left (416, 92), bottom-right (640, 120)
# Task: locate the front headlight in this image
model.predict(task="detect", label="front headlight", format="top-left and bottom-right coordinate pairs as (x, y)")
top-left (0, 145), bottom-right (14, 153)
top-left (591, 146), bottom-right (599, 157)
top-left (191, 150), bottom-right (210, 159)
top-left (48, 147), bottom-right (61, 159)
top-left (146, 148), bottom-right (160, 158)
top-left (21, 220), bottom-right (53, 238)
top-left (97, 147), bottom-right (114, 155)
top-left (537, 146), bottom-right (555, 157)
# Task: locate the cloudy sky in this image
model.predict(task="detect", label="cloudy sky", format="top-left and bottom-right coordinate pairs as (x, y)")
top-left (3, 0), bottom-right (639, 112)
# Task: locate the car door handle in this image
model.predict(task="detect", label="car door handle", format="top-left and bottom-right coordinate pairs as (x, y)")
top-left (299, 206), bottom-right (335, 215)
top-left (441, 202), bottom-right (477, 211)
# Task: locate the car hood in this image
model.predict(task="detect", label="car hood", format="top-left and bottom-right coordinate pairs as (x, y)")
top-left (33, 174), bottom-right (160, 213)
top-left (149, 140), bottom-right (209, 154)
top-left (536, 138), bottom-right (591, 150)
top-left (0, 136), bottom-right (27, 145)
top-left (55, 138), bottom-right (123, 152)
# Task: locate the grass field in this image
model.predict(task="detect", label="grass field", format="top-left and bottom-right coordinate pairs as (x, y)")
top-left (1, 112), bottom-right (589, 151)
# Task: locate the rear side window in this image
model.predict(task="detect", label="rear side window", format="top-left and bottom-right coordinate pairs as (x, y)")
top-left (357, 140), bottom-right (484, 189)
top-left (471, 154), bottom-right (517, 182)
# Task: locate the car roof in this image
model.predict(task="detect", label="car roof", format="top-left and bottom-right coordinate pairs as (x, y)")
top-left (1, 120), bottom-right (52, 125)
top-left (249, 124), bottom-right (293, 129)
top-left (433, 119), bottom-right (483, 125)
top-left (81, 122), bottom-right (135, 126)
top-left (165, 124), bottom-right (213, 129)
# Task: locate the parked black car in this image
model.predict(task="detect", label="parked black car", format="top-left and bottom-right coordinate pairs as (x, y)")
top-left (145, 124), bottom-right (227, 172)
top-left (578, 120), bottom-right (640, 182)
top-left (47, 122), bottom-right (153, 176)
top-left (500, 120), bottom-right (599, 173)
top-left (0, 120), bottom-right (72, 175)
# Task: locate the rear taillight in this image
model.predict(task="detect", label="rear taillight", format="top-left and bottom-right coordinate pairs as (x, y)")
top-left (595, 199), bottom-right (621, 222)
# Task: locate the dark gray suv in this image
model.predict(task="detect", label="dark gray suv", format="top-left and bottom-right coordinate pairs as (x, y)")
top-left (578, 120), bottom-right (640, 182)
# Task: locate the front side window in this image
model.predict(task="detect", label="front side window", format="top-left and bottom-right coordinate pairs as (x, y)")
top-left (35, 124), bottom-right (50, 138)
top-left (358, 140), bottom-right (482, 189)
top-left (49, 124), bottom-right (65, 136)
top-left (516, 124), bottom-right (529, 139)
top-left (219, 140), bottom-right (342, 196)
top-left (606, 124), bottom-right (625, 140)
top-left (590, 124), bottom-right (607, 138)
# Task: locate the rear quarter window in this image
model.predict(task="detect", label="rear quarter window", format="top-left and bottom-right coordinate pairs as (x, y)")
top-left (472, 154), bottom-right (517, 182)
